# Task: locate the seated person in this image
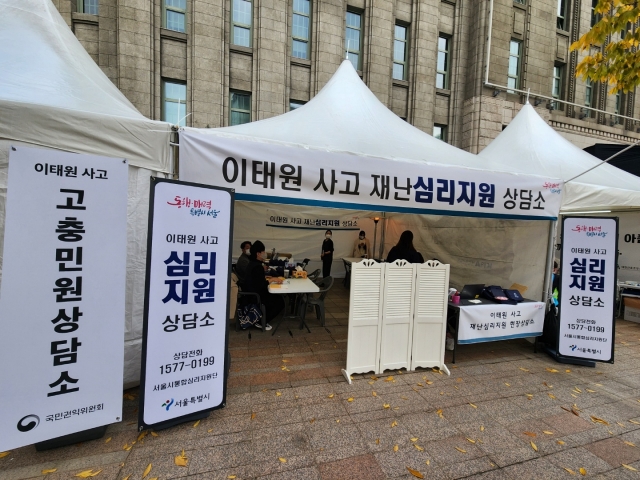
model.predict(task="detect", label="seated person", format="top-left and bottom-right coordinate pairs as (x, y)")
top-left (243, 240), bottom-right (285, 330)
top-left (386, 230), bottom-right (425, 263)
top-left (235, 240), bottom-right (252, 279)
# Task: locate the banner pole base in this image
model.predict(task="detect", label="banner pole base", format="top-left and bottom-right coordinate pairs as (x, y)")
top-left (543, 345), bottom-right (596, 368)
top-left (35, 425), bottom-right (108, 451)
top-left (148, 410), bottom-right (211, 432)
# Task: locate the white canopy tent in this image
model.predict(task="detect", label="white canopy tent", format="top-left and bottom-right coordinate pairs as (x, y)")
top-left (0, 0), bottom-right (173, 387)
top-left (181, 61), bottom-right (562, 300)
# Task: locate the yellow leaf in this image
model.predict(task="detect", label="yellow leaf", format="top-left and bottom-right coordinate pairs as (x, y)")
top-left (282, 359), bottom-right (289, 363)
top-left (466, 437), bottom-right (476, 444)
top-left (143, 463), bottom-right (152, 478)
top-left (278, 457), bottom-right (287, 463)
top-left (566, 369), bottom-right (571, 373)
top-left (436, 409), bottom-right (443, 418)
top-left (630, 420), bottom-right (640, 425)
top-left (543, 431), bottom-right (554, 435)
top-left (383, 403), bottom-right (390, 409)
top-left (74, 470), bottom-right (96, 478)
top-left (385, 376), bottom-right (394, 382)
top-left (228, 476), bottom-right (237, 479)
top-left (526, 394), bottom-right (533, 399)
top-left (175, 454), bottom-right (188, 467)
top-left (455, 447), bottom-right (467, 453)
top-left (624, 441), bottom-right (636, 447)
top-left (336, 419), bottom-right (340, 423)
top-left (375, 438), bottom-right (380, 444)
top-left (104, 437), bottom-right (112, 444)
top-left (417, 383), bottom-right (423, 387)
top-left (623, 464), bottom-right (638, 471)
top-left (393, 445), bottom-right (399, 452)
top-left (425, 460), bottom-right (430, 465)
top-left (586, 389), bottom-right (596, 393)
top-left (251, 412), bottom-right (256, 420)
top-left (193, 420), bottom-right (200, 428)
top-left (617, 422), bottom-right (625, 427)
top-left (347, 397), bottom-right (354, 402)
top-left (469, 403), bottom-right (477, 409)
top-left (309, 418), bottom-right (315, 424)
top-left (571, 394), bottom-right (577, 398)
top-left (368, 381), bottom-right (375, 385)
top-left (372, 391), bottom-right (377, 397)
top-left (0, 452), bottom-right (10, 459)
top-left (579, 467), bottom-right (587, 476)
top-left (123, 476), bottom-right (131, 480)
top-left (406, 466), bottom-right (424, 478)
top-left (548, 393), bottom-right (556, 399)
top-left (276, 392), bottom-right (282, 397)
top-left (414, 444), bottom-right (424, 451)
top-left (88, 470), bottom-right (102, 477)
top-left (123, 443), bottom-right (132, 451)
top-left (401, 396), bottom-right (408, 400)
top-left (371, 376), bottom-right (378, 380)
top-left (425, 380), bottom-right (433, 385)
top-left (595, 383), bottom-right (602, 387)
top-left (519, 367), bottom-right (529, 372)
top-left (411, 437), bottom-right (418, 442)
top-left (391, 420), bottom-right (398, 428)
top-left (150, 431), bottom-right (159, 437)
top-left (523, 431), bottom-right (537, 437)
top-left (530, 441), bottom-right (538, 452)
top-left (590, 415), bottom-right (609, 425)
top-left (557, 440), bottom-right (565, 445)
top-left (574, 387), bottom-right (582, 393)
top-left (328, 393), bottom-right (335, 398)
top-left (138, 431), bottom-right (148, 441)
top-left (42, 469), bottom-right (57, 474)
top-left (546, 368), bottom-right (559, 373)
top-left (480, 426), bottom-right (485, 431)
top-left (564, 467), bottom-right (576, 475)
top-left (505, 383), bottom-right (511, 387)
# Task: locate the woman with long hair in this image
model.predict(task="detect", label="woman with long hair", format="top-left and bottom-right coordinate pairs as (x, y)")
top-left (386, 230), bottom-right (424, 263)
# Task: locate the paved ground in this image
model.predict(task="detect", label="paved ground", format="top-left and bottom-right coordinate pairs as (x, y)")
top-left (3, 283), bottom-right (640, 479)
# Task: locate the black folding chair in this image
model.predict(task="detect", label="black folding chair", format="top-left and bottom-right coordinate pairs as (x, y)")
top-left (300, 276), bottom-right (334, 326)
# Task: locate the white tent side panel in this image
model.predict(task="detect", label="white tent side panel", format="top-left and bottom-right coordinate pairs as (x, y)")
top-left (382, 214), bottom-right (551, 301)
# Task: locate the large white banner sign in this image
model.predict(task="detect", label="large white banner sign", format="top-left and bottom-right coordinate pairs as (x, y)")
top-left (558, 217), bottom-right (617, 362)
top-left (0, 146), bottom-right (127, 451)
top-left (180, 133), bottom-right (563, 220)
top-left (456, 302), bottom-right (545, 344)
top-left (139, 179), bottom-right (232, 428)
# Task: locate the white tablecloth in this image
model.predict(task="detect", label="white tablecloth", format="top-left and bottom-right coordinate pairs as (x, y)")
top-left (268, 278), bottom-right (319, 294)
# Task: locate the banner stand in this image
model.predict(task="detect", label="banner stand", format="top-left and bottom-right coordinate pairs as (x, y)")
top-left (543, 346), bottom-right (595, 368)
top-left (35, 425), bottom-right (107, 451)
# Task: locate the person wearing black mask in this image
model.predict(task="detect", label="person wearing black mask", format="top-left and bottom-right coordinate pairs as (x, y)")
top-left (386, 230), bottom-right (424, 263)
top-left (244, 241), bottom-right (284, 330)
top-left (321, 229), bottom-right (334, 278)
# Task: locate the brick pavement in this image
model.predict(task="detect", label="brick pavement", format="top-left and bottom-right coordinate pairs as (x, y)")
top-left (2, 283), bottom-right (640, 479)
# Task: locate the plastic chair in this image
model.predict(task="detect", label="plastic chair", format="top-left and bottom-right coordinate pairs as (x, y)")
top-left (301, 276), bottom-right (334, 326)
top-left (307, 268), bottom-right (322, 283)
top-left (342, 259), bottom-right (352, 287)
top-left (297, 258), bottom-right (311, 270)
top-left (235, 281), bottom-right (267, 332)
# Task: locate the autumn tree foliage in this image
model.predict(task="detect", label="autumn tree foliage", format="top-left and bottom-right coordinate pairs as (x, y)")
top-left (570, 0), bottom-right (640, 93)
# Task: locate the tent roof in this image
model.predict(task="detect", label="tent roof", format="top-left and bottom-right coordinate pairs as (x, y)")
top-left (187, 61), bottom-right (521, 173)
top-left (478, 103), bottom-right (640, 212)
top-left (0, 0), bottom-right (171, 172)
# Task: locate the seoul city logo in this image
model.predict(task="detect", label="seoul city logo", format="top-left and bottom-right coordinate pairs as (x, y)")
top-left (569, 344), bottom-right (577, 351)
top-left (161, 399), bottom-right (174, 411)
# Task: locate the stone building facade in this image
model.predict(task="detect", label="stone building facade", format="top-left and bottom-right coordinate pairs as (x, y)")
top-left (53, 0), bottom-right (640, 152)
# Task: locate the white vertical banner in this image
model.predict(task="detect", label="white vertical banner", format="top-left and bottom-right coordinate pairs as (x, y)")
top-left (139, 179), bottom-right (233, 429)
top-left (558, 217), bottom-right (618, 362)
top-left (0, 146), bottom-right (128, 451)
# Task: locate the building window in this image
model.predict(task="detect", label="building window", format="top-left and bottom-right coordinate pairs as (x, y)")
top-left (590, 0), bottom-right (599, 27)
top-left (551, 65), bottom-right (564, 110)
top-left (393, 24), bottom-right (408, 81)
top-left (230, 91), bottom-right (251, 125)
top-left (345, 11), bottom-right (363, 71)
top-left (436, 36), bottom-right (449, 89)
top-left (584, 78), bottom-right (594, 117)
top-left (557, 0), bottom-right (568, 30)
top-left (292, 0), bottom-right (311, 59)
top-left (232, 0), bottom-right (252, 47)
top-left (77, 0), bottom-right (98, 14)
top-left (433, 124), bottom-right (447, 142)
top-left (162, 80), bottom-right (187, 126)
top-left (507, 40), bottom-right (521, 93)
top-left (290, 100), bottom-right (306, 110)
top-left (164, 0), bottom-right (186, 33)
top-left (615, 92), bottom-right (624, 124)
top-left (513, 0), bottom-right (525, 4)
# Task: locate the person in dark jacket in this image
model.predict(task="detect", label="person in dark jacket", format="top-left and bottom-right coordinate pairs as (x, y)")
top-left (243, 241), bottom-right (284, 330)
top-left (235, 240), bottom-right (252, 279)
top-left (321, 229), bottom-right (334, 278)
top-left (386, 230), bottom-right (424, 263)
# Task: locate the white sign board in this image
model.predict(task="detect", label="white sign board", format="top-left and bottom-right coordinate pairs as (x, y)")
top-left (180, 133), bottom-right (563, 220)
top-left (616, 212), bottom-right (640, 282)
top-left (139, 179), bottom-right (232, 428)
top-left (0, 146), bottom-right (127, 451)
top-left (558, 217), bottom-right (617, 362)
top-left (456, 302), bottom-right (545, 344)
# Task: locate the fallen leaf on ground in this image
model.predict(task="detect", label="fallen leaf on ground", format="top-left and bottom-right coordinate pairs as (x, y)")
top-left (455, 447), bottom-right (467, 453)
top-left (565, 369), bottom-right (571, 373)
top-left (546, 368), bottom-right (559, 373)
top-left (574, 387), bottom-right (582, 393)
top-left (623, 464), bottom-right (638, 471)
top-left (523, 431), bottom-right (537, 437)
top-left (466, 438), bottom-right (476, 444)
top-left (480, 426), bottom-right (485, 431)
top-left (383, 403), bottom-right (390, 409)
top-left (425, 460), bottom-right (430, 465)
top-left (336, 419), bottom-right (340, 423)
top-left (425, 380), bottom-right (433, 385)
top-left (193, 420), bottom-right (200, 428)
top-left (282, 359), bottom-right (289, 363)
top-left (309, 418), bottom-right (315, 424)
top-left (174, 449), bottom-right (188, 467)
top-left (530, 441), bottom-right (538, 451)
top-left (347, 397), bottom-right (354, 402)
top-left (228, 475), bottom-right (237, 479)
top-left (411, 437), bottom-right (418, 442)
top-left (617, 422), bottom-right (625, 427)
top-left (548, 393), bottom-right (556, 399)
top-left (393, 445), bottom-right (399, 452)
top-left (406, 467), bottom-right (424, 478)
top-left (543, 431), bottom-right (554, 435)
top-left (0, 452), bottom-right (10, 459)
top-left (590, 415), bottom-right (609, 425)
top-left (414, 444), bottom-right (424, 451)
top-left (74, 470), bottom-right (98, 478)
top-left (624, 441), bottom-right (636, 447)
top-left (122, 476), bottom-right (131, 480)
top-left (138, 431), bottom-right (148, 441)
top-left (151, 432), bottom-right (159, 437)
top-left (278, 457), bottom-right (287, 463)
top-left (370, 376), bottom-right (378, 380)
top-left (417, 383), bottom-right (423, 387)
top-left (375, 438), bottom-right (380, 444)
top-left (385, 376), bottom-right (394, 382)
top-left (469, 403), bottom-right (477, 408)
top-left (563, 467), bottom-right (576, 475)
top-left (143, 464), bottom-right (152, 478)
top-left (393, 407), bottom-right (400, 410)
top-left (557, 440), bottom-right (565, 445)
top-left (401, 396), bottom-right (408, 400)
top-left (505, 383), bottom-right (511, 387)
top-left (368, 381), bottom-right (375, 385)
top-left (526, 394), bottom-right (533, 399)
top-left (123, 444), bottom-right (132, 451)
top-left (251, 413), bottom-right (256, 420)
top-left (328, 394), bottom-right (335, 398)
top-left (104, 437), bottom-right (111, 444)
top-left (586, 389), bottom-right (596, 393)
top-left (594, 383), bottom-right (602, 387)
top-left (630, 420), bottom-right (640, 425)
top-left (579, 467), bottom-right (586, 476)
top-left (436, 409), bottom-right (443, 418)
top-left (42, 469), bottom-right (57, 475)
top-left (519, 367), bottom-right (529, 372)
top-left (275, 392), bottom-right (282, 397)
top-left (372, 391), bottom-right (377, 397)
top-left (391, 420), bottom-right (398, 428)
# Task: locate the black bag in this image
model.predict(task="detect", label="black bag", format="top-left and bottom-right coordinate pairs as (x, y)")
top-left (481, 285), bottom-right (517, 305)
top-left (504, 289), bottom-right (524, 303)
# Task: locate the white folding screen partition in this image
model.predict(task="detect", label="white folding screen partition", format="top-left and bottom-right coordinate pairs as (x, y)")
top-left (378, 260), bottom-right (416, 374)
top-left (342, 259), bottom-right (384, 384)
top-left (410, 261), bottom-right (450, 374)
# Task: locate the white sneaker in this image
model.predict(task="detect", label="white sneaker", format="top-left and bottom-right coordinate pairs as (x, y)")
top-left (446, 338), bottom-right (454, 351)
top-left (255, 323), bottom-right (273, 331)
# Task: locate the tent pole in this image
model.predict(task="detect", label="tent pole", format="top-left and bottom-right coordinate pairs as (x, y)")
top-left (378, 214), bottom-right (387, 260)
top-left (542, 219), bottom-right (557, 305)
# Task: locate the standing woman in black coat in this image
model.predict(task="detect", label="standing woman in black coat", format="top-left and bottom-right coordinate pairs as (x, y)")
top-left (321, 229), bottom-right (334, 278)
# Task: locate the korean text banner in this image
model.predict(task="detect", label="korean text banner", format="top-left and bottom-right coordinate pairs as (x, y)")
top-left (457, 302), bottom-right (545, 344)
top-left (180, 133), bottom-right (563, 220)
top-left (139, 179), bottom-right (232, 428)
top-left (0, 146), bottom-right (128, 451)
top-left (558, 217), bottom-right (617, 362)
